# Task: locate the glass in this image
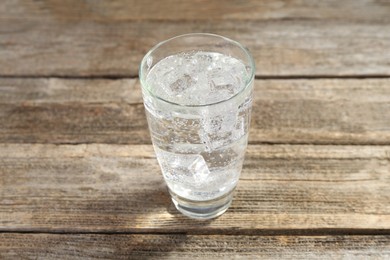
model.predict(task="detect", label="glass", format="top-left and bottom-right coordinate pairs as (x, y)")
top-left (139, 33), bottom-right (255, 219)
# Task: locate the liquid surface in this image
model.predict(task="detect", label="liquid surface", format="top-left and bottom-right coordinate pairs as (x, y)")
top-left (144, 51), bottom-right (252, 201)
top-left (145, 51), bottom-right (248, 106)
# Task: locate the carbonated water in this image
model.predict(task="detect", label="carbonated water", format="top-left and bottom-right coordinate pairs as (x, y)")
top-left (143, 51), bottom-right (252, 201)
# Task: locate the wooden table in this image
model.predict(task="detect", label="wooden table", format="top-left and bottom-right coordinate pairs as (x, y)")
top-left (1, 1), bottom-right (390, 258)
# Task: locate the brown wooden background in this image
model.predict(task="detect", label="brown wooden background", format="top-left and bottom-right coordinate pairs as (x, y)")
top-left (0, 0), bottom-right (389, 258)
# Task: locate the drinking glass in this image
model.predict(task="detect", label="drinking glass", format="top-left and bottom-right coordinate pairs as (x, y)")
top-left (139, 33), bottom-right (255, 219)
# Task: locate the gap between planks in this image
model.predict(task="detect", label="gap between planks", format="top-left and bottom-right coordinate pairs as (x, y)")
top-left (1, 75), bottom-right (390, 80)
top-left (0, 228), bottom-right (390, 236)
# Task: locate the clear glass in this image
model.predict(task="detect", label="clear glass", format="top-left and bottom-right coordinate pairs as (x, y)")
top-left (139, 33), bottom-right (255, 219)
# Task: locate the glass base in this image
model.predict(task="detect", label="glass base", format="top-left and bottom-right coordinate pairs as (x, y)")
top-left (169, 189), bottom-right (234, 220)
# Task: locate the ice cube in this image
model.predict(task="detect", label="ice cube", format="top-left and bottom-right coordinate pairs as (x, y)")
top-left (233, 116), bottom-right (245, 140)
top-left (222, 112), bottom-right (237, 132)
top-left (198, 101), bottom-right (238, 150)
top-left (202, 102), bottom-right (237, 133)
top-left (148, 71), bottom-right (175, 98)
top-left (209, 68), bottom-right (236, 94)
top-left (188, 155), bottom-right (210, 183)
top-left (194, 52), bottom-right (213, 66)
top-left (198, 127), bottom-right (228, 151)
top-left (169, 73), bottom-right (196, 93)
top-left (154, 146), bottom-right (210, 185)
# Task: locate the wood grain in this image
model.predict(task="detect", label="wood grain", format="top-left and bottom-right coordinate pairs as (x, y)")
top-left (1, 1), bottom-right (389, 258)
top-left (3, 0), bottom-right (390, 21)
top-left (0, 1), bottom-right (389, 76)
top-left (1, 233), bottom-right (389, 259)
top-left (1, 78), bottom-right (390, 145)
top-left (1, 143), bottom-right (389, 233)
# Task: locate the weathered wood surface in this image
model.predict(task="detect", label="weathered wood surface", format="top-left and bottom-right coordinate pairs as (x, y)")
top-left (1, 234), bottom-right (389, 259)
top-left (3, 0), bottom-right (390, 21)
top-left (1, 1), bottom-right (390, 258)
top-left (1, 78), bottom-right (390, 145)
top-left (1, 1), bottom-right (390, 76)
top-left (1, 143), bottom-right (389, 232)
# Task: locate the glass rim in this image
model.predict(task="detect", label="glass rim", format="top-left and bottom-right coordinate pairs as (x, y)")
top-left (139, 33), bottom-right (255, 108)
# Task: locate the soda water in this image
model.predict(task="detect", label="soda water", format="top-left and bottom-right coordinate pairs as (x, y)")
top-left (143, 51), bottom-right (252, 201)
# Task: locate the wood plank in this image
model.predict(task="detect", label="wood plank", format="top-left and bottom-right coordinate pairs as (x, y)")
top-left (1, 78), bottom-right (390, 145)
top-left (1, 144), bottom-right (389, 232)
top-left (1, 234), bottom-right (389, 259)
top-left (3, 0), bottom-right (390, 21)
top-left (0, 78), bottom-right (145, 144)
top-left (1, 1), bottom-right (390, 76)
